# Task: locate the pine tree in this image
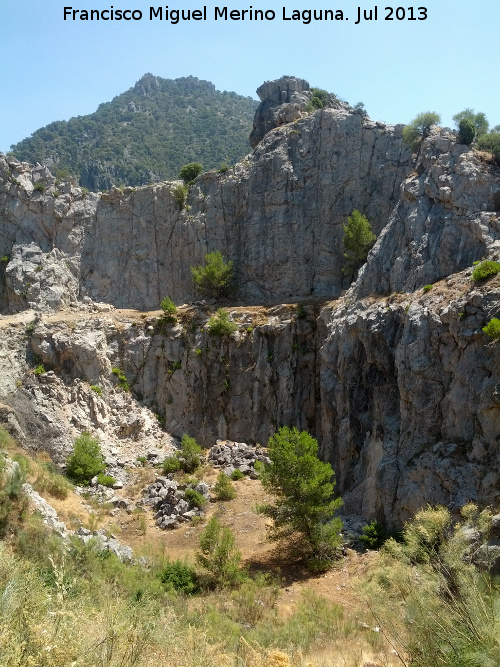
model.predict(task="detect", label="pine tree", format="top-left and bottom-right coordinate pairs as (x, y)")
top-left (257, 427), bottom-right (343, 566)
top-left (342, 210), bottom-right (376, 277)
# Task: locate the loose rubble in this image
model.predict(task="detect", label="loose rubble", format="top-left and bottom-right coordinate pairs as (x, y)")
top-left (208, 439), bottom-right (270, 478)
top-left (141, 476), bottom-right (211, 529)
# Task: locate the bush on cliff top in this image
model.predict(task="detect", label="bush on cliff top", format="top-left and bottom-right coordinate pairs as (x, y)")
top-left (483, 318), bottom-right (500, 340)
top-left (402, 111), bottom-right (441, 152)
top-left (207, 308), bottom-right (238, 336)
top-left (478, 132), bottom-right (500, 164)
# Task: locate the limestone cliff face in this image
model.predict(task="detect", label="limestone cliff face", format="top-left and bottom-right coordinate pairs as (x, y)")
top-left (2, 77), bottom-right (500, 527)
top-left (354, 133), bottom-right (500, 297)
top-left (319, 278), bottom-right (500, 524)
top-left (0, 103), bottom-right (410, 312)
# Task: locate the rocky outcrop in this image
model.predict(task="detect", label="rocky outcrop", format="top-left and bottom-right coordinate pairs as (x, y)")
top-left (208, 440), bottom-right (270, 477)
top-left (353, 132), bottom-right (500, 297)
top-left (141, 477), bottom-right (210, 529)
top-left (249, 76), bottom-right (312, 148)
top-left (319, 285), bottom-right (500, 524)
top-left (0, 320), bottom-right (176, 472)
top-left (249, 75), bottom-right (351, 148)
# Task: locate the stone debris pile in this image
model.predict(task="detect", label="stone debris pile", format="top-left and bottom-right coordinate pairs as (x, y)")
top-left (208, 439), bottom-right (270, 478)
top-left (141, 476), bottom-right (211, 529)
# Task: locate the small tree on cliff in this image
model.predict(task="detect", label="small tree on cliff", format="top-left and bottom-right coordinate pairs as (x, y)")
top-left (257, 426), bottom-right (343, 568)
top-left (191, 251), bottom-right (235, 299)
top-left (178, 162), bottom-right (203, 184)
top-left (342, 210), bottom-right (376, 278)
top-left (453, 108), bottom-right (489, 139)
top-left (402, 111), bottom-right (441, 153)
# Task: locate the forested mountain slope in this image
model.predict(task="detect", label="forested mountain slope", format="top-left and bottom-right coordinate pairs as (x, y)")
top-left (9, 74), bottom-right (258, 191)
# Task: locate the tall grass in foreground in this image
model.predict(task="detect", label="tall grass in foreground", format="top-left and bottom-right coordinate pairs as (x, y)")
top-left (0, 510), bottom-right (393, 666)
top-left (0, 439), bottom-right (395, 666)
top-left (364, 505), bottom-right (500, 667)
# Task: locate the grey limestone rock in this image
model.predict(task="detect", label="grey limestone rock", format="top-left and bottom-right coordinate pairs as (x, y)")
top-left (249, 76), bottom-right (312, 148)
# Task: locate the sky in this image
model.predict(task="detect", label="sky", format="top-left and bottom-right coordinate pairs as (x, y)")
top-left (0, 0), bottom-right (498, 153)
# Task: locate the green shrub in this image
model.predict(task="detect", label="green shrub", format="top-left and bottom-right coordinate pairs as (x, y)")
top-left (185, 488), bottom-right (206, 508)
top-left (478, 132), bottom-right (500, 164)
top-left (213, 471), bottom-right (236, 500)
top-left (217, 162), bottom-right (229, 173)
top-left (368, 505), bottom-right (500, 667)
top-left (453, 108), bottom-right (489, 138)
top-left (96, 473), bottom-right (116, 488)
top-left (179, 434), bottom-right (202, 473)
top-left (207, 308), bottom-right (238, 336)
top-left (471, 260), bottom-right (500, 282)
top-left (191, 251), bottom-right (235, 299)
top-left (359, 520), bottom-right (386, 549)
top-left (111, 367), bottom-right (129, 391)
top-left (160, 296), bottom-right (177, 316)
top-left (384, 505), bottom-right (452, 565)
top-left (311, 88), bottom-right (329, 106)
top-left (196, 516), bottom-right (243, 588)
top-left (33, 364), bottom-right (45, 376)
top-left (457, 118), bottom-right (476, 146)
top-left (306, 88), bottom-right (329, 111)
top-left (0, 255), bottom-right (9, 263)
top-left (0, 463), bottom-right (25, 537)
top-left (11, 453), bottom-right (30, 477)
top-left (162, 455), bottom-right (181, 474)
top-left (230, 469), bottom-right (244, 481)
top-left (423, 284), bottom-right (433, 293)
top-left (90, 385), bottom-right (102, 396)
top-left (402, 111), bottom-right (441, 152)
top-left (33, 182), bottom-right (46, 192)
top-left (178, 162), bottom-right (203, 184)
top-left (34, 466), bottom-right (72, 500)
top-left (296, 304), bottom-right (307, 319)
top-left (66, 432), bottom-right (106, 484)
top-left (160, 559), bottom-right (199, 594)
top-left (172, 183), bottom-right (188, 210)
top-left (342, 210), bottom-right (376, 277)
top-left (482, 318), bottom-right (500, 340)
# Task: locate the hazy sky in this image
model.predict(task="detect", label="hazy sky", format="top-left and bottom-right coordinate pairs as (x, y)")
top-left (1, 0), bottom-right (498, 153)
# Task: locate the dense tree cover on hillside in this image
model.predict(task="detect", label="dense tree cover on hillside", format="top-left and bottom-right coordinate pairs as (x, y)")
top-left (9, 74), bottom-right (258, 191)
